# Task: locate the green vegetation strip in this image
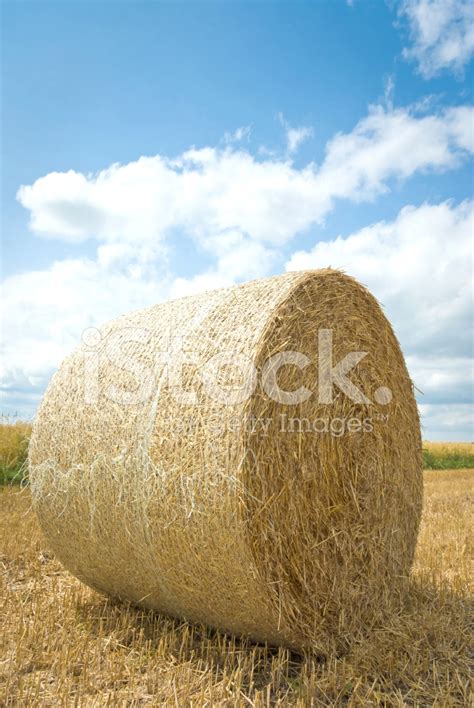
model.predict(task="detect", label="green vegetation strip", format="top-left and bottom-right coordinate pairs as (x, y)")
top-left (422, 450), bottom-right (474, 470)
top-left (1, 464), bottom-right (28, 485)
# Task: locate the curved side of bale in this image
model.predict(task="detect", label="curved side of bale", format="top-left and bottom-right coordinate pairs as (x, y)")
top-left (29, 269), bottom-right (423, 651)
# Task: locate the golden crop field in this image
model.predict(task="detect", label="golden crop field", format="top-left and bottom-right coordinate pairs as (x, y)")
top-left (423, 441), bottom-right (474, 454)
top-left (1, 468), bottom-right (472, 706)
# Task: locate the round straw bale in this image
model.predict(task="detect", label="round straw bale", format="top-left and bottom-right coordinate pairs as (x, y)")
top-left (29, 269), bottom-right (423, 652)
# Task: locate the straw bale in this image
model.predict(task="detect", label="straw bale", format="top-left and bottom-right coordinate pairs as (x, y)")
top-left (29, 270), bottom-right (423, 651)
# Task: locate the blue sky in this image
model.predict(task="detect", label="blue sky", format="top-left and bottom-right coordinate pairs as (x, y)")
top-left (1, 0), bottom-right (473, 439)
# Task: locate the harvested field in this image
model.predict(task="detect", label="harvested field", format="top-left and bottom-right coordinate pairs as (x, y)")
top-left (1, 469), bottom-right (472, 706)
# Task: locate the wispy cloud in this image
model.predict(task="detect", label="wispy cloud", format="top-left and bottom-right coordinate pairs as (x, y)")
top-left (223, 125), bottom-right (252, 144)
top-left (383, 74), bottom-right (395, 109)
top-left (277, 113), bottom-right (314, 155)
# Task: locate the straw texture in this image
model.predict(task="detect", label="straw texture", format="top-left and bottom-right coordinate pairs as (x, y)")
top-left (29, 269), bottom-right (423, 652)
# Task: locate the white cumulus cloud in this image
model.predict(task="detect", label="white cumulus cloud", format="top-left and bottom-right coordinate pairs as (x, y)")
top-left (4, 103), bottom-right (474, 434)
top-left (398, 0), bottom-right (474, 77)
top-left (17, 104), bottom-right (473, 253)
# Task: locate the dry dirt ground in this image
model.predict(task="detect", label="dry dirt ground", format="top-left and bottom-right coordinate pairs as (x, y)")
top-left (1, 469), bottom-right (472, 706)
